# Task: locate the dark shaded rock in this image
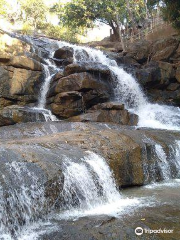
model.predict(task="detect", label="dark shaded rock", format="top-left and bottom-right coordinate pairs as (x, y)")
top-left (167, 83), bottom-right (180, 91)
top-left (135, 61), bottom-right (175, 89)
top-left (125, 40), bottom-right (151, 63)
top-left (90, 102), bottom-right (125, 110)
top-left (68, 103), bottom-right (138, 126)
top-left (50, 91), bottom-right (83, 118)
top-left (0, 105), bottom-right (47, 126)
top-left (175, 66), bottom-right (180, 83)
top-left (64, 62), bottom-right (111, 77)
top-left (151, 37), bottom-right (179, 61)
top-left (54, 46), bottom-right (74, 59)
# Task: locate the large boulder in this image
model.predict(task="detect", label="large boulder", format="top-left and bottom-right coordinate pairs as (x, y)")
top-left (50, 91), bottom-right (83, 118)
top-left (0, 32), bottom-right (31, 56)
top-left (54, 46), bottom-right (74, 59)
top-left (135, 61), bottom-right (175, 89)
top-left (64, 62), bottom-right (111, 77)
top-left (125, 40), bottom-right (151, 63)
top-left (53, 46), bottom-right (74, 66)
top-left (151, 37), bottom-right (179, 61)
top-left (68, 102), bottom-right (138, 126)
top-left (7, 56), bottom-right (42, 71)
top-left (0, 65), bottom-right (43, 108)
top-left (48, 72), bottom-right (111, 118)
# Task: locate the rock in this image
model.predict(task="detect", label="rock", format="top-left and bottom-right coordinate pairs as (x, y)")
top-left (152, 45), bottom-right (178, 61)
top-left (64, 62), bottom-right (111, 77)
top-left (125, 40), bottom-right (151, 63)
top-left (50, 91), bottom-right (83, 118)
top-left (158, 61), bottom-right (175, 79)
top-left (0, 53), bottom-right (11, 63)
top-left (53, 46), bottom-right (74, 66)
top-left (176, 66), bottom-right (180, 83)
top-left (0, 121), bottom-right (179, 188)
top-left (0, 66), bottom-right (43, 107)
top-left (0, 105), bottom-right (46, 126)
top-left (167, 83), bottom-right (180, 91)
top-left (9, 67), bottom-right (42, 96)
top-left (90, 102), bottom-right (125, 110)
top-left (135, 61), bottom-right (175, 89)
top-left (54, 46), bottom-right (74, 59)
top-left (68, 103), bottom-right (138, 126)
top-left (48, 72), bottom-right (111, 117)
top-left (0, 33), bottom-right (31, 56)
top-left (7, 56), bottom-right (42, 71)
top-left (135, 62), bottom-right (161, 88)
top-left (151, 37), bottom-right (179, 61)
top-left (51, 72), bottom-right (110, 95)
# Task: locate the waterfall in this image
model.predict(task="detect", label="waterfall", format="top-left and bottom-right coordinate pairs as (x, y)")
top-left (0, 151), bottom-right (140, 239)
top-left (0, 161), bottom-right (46, 238)
top-left (155, 144), bottom-right (171, 180)
top-left (58, 151), bottom-right (139, 219)
top-left (55, 41), bottom-right (180, 130)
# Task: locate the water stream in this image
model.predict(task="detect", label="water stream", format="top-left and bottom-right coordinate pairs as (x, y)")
top-left (0, 34), bottom-right (180, 239)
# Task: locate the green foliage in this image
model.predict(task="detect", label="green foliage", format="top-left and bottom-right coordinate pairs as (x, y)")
top-left (21, 22), bottom-right (33, 34)
top-left (20, 0), bottom-right (48, 28)
top-left (162, 0), bottom-right (180, 30)
top-left (148, 0), bottom-right (180, 30)
top-left (0, 0), bottom-right (8, 16)
top-left (52, 0), bottom-right (150, 40)
top-left (44, 23), bottom-right (82, 43)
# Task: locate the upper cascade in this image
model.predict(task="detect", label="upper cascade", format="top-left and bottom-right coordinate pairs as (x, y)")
top-left (1, 32), bottom-right (180, 130)
top-left (51, 39), bottom-right (180, 131)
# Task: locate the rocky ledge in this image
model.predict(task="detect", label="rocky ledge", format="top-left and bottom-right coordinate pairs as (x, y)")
top-left (106, 36), bottom-right (180, 105)
top-left (1, 121), bottom-right (180, 188)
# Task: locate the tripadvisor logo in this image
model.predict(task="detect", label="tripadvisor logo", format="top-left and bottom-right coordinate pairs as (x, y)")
top-left (135, 227), bottom-right (143, 236)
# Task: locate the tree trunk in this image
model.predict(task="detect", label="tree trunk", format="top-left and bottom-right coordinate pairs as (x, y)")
top-left (115, 14), bottom-right (125, 51)
top-left (110, 23), bottom-right (120, 41)
top-left (126, 0), bottom-right (136, 35)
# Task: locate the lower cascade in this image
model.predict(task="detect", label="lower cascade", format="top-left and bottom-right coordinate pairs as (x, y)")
top-left (0, 151), bottom-right (139, 239)
top-left (0, 142), bottom-right (179, 239)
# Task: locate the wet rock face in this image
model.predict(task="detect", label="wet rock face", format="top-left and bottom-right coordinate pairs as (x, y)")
top-left (0, 121), bottom-right (180, 188)
top-left (0, 121), bottom-right (180, 235)
top-left (0, 105), bottom-right (47, 126)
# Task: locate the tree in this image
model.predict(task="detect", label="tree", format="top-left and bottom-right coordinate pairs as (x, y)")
top-left (53, 0), bottom-right (150, 42)
top-left (0, 0), bottom-right (8, 16)
top-left (147, 0), bottom-right (180, 30)
top-left (20, 0), bottom-right (48, 29)
top-left (53, 0), bottom-right (128, 41)
top-left (161, 0), bottom-right (180, 30)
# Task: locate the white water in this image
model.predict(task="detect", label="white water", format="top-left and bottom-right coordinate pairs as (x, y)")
top-left (58, 151), bottom-right (140, 220)
top-left (155, 144), bottom-right (171, 180)
top-left (36, 58), bottom-right (59, 121)
top-left (0, 162), bottom-right (46, 239)
top-left (55, 41), bottom-right (180, 130)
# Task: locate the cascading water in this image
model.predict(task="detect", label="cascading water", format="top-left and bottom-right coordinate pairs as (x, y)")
top-left (55, 151), bottom-right (140, 220)
top-left (1, 33), bottom-right (180, 239)
top-left (56, 41), bottom-right (180, 130)
top-left (0, 161), bottom-right (46, 239)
